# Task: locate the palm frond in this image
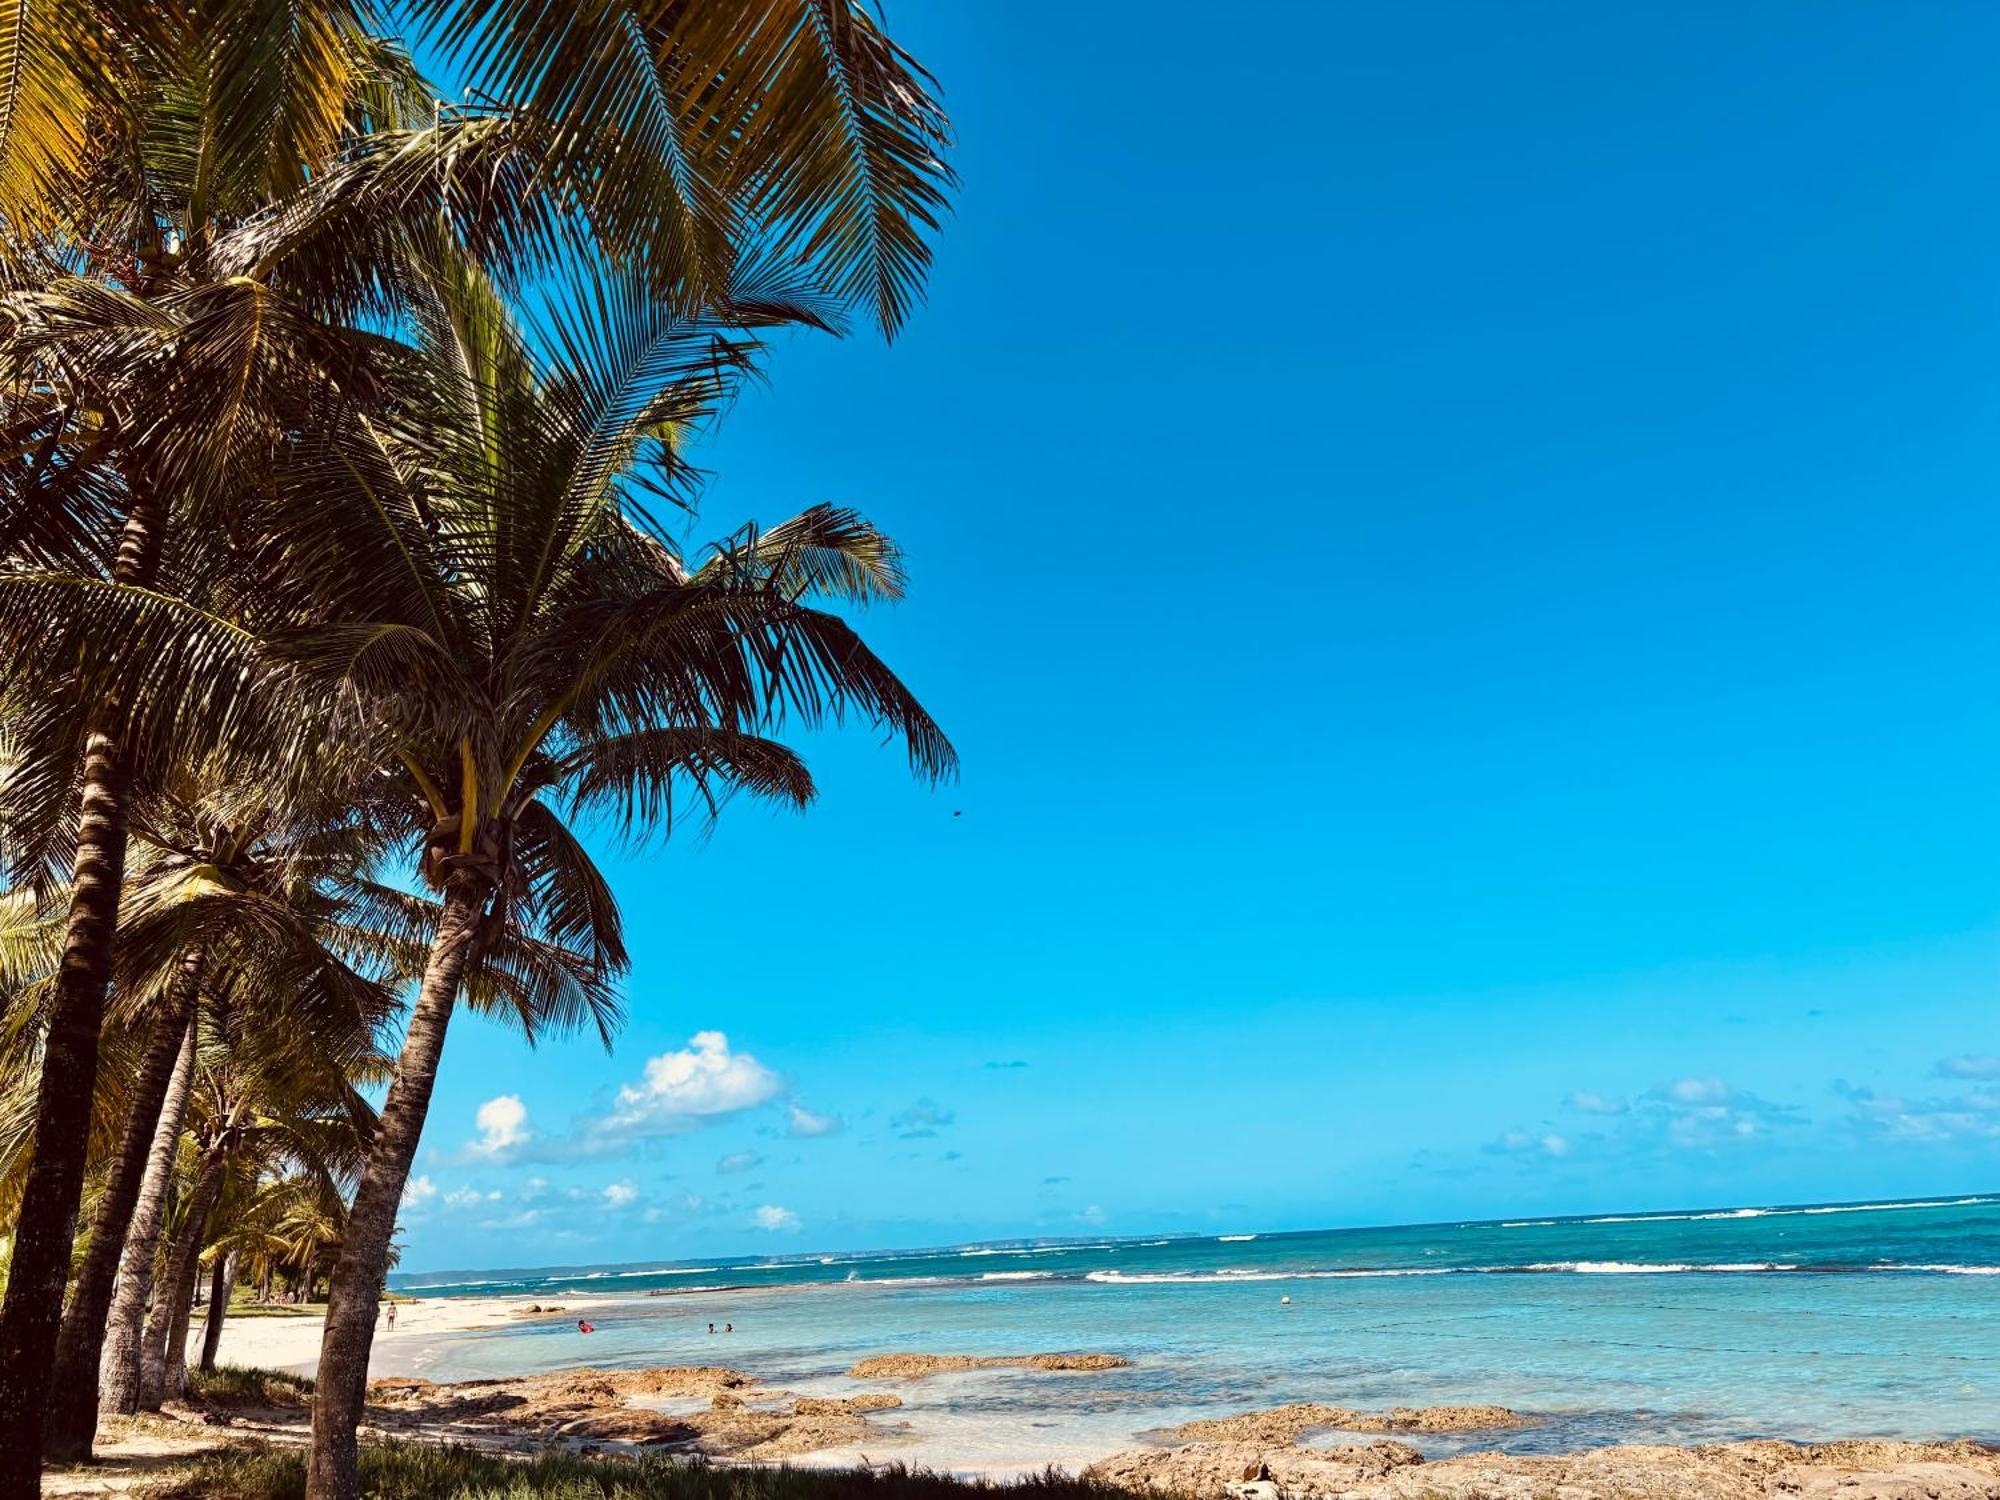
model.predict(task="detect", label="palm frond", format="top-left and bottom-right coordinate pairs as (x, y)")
top-left (0, 0), bottom-right (94, 237)
top-left (411, 0), bottom-right (955, 334)
top-left (694, 502), bottom-right (906, 605)
top-left (563, 724), bottom-right (814, 843)
top-left (509, 796), bottom-right (626, 975)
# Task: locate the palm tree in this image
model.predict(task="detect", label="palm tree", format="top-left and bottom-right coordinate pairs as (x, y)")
top-left (77, 771), bottom-right (403, 1431)
top-left (137, 991), bottom-right (383, 1408)
top-left (2, 256), bottom-right (955, 1500)
top-left (208, 1170), bottom-right (349, 1318)
top-left (195, 1169), bottom-right (347, 1372)
top-left (0, 14), bottom-right (435, 1461)
top-left (254, 257), bottom-right (955, 1500)
top-left (0, 245), bottom-right (402, 1486)
top-left (0, 766), bottom-right (396, 1448)
top-left (0, 6), bottom-right (956, 1489)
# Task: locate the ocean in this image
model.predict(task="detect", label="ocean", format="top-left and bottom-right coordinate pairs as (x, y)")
top-left (387, 1195), bottom-right (2000, 1472)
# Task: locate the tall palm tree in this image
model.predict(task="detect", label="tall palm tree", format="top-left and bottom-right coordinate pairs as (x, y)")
top-left (3, 251), bottom-right (954, 1498)
top-left (0, 251), bottom-right (399, 1486)
top-left (273, 258), bottom-right (954, 1500)
top-left (0, 763), bottom-right (396, 1447)
top-left (0, 7), bottom-right (955, 1491)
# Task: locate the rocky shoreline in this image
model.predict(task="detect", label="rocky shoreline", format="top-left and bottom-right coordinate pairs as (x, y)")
top-left (1160, 1400), bottom-right (1532, 1442)
top-left (362, 1365), bottom-right (908, 1460)
top-left (1085, 1436), bottom-right (2000, 1500)
top-left (148, 1352), bottom-right (2000, 1499)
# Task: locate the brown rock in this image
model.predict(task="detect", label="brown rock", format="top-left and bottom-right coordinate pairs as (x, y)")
top-left (1379, 1403), bottom-right (1527, 1432)
top-left (1086, 1440), bottom-right (1424, 1496)
top-left (795, 1394), bottom-right (905, 1415)
top-left (1090, 1437), bottom-right (2000, 1500)
top-left (359, 1363), bottom-right (905, 1461)
top-left (1167, 1400), bottom-right (1530, 1443)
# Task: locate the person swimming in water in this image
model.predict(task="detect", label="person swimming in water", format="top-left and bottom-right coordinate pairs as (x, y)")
top-left (577, 1318), bottom-right (595, 1334)
top-left (707, 1322), bottom-right (716, 1334)
top-left (724, 1323), bottom-right (733, 1333)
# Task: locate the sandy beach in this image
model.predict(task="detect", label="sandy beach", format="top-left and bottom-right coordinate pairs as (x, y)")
top-left (206, 1295), bottom-right (578, 1374)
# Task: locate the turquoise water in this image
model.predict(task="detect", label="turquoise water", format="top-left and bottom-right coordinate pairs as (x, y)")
top-left (390, 1196), bottom-right (2000, 1468)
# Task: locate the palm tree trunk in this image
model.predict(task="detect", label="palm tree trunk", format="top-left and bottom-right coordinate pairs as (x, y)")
top-left (306, 882), bottom-right (483, 1500)
top-left (143, 1152), bottom-right (223, 1407)
top-left (43, 959), bottom-right (201, 1459)
top-left (198, 1252), bottom-right (235, 1373)
top-left (98, 1011), bottom-right (198, 1413)
top-left (0, 487), bottom-right (164, 1500)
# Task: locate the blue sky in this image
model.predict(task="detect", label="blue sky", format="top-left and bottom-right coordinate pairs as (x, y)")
top-left (393, 1), bottom-right (2000, 1271)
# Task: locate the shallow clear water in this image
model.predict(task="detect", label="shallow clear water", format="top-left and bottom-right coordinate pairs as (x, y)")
top-left (389, 1195), bottom-right (2000, 1471)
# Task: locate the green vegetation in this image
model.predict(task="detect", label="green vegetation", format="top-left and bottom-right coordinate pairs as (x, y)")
top-left (226, 1303), bottom-right (330, 1321)
top-left (148, 1443), bottom-right (1135, 1500)
top-left (0, 6), bottom-right (958, 1499)
top-left (188, 1365), bottom-right (316, 1409)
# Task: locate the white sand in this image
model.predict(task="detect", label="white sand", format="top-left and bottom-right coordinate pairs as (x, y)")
top-left (210, 1296), bottom-right (573, 1374)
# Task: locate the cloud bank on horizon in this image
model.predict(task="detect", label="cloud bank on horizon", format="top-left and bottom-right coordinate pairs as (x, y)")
top-left (395, 1022), bottom-right (2000, 1270)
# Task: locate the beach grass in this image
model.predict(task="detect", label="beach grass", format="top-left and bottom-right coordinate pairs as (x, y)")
top-left (188, 1364), bottom-right (316, 1407)
top-left (225, 1301), bottom-right (328, 1319)
top-left (145, 1441), bottom-right (1147, 1500)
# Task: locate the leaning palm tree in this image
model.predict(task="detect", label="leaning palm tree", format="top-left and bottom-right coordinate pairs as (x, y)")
top-left (0, 253), bottom-right (400, 1482)
top-left (0, 10), bottom-right (953, 1485)
top-left (1, 250), bottom-right (955, 1500)
top-left (268, 258), bottom-right (956, 1500)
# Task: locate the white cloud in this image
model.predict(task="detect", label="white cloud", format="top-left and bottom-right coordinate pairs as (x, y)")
top-left (603, 1180), bottom-right (638, 1207)
top-left (1937, 1055), bottom-right (2000, 1080)
top-left (752, 1204), bottom-right (801, 1232)
top-left (1488, 1129), bottom-right (1571, 1160)
top-left (1667, 1076), bottom-right (1730, 1105)
top-left (717, 1151), bottom-right (763, 1175)
top-left (400, 1175), bottom-right (437, 1209)
top-left (1565, 1091), bottom-right (1629, 1116)
top-left (467, 1095), bottom-right (531, 1158)
top-left (787, 1102), bottom-right (843, 1138)
top-left (600, 1032), bottom-right (783, 1139)
top-left (1643, 1078), bottom-right (1798, 1146)
top-left (1838, 1080), bottom-right (2000, 1144)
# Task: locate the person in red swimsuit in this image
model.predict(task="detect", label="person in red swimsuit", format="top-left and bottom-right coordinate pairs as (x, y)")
top-left (577, 1319), bottom-right (594, 1333)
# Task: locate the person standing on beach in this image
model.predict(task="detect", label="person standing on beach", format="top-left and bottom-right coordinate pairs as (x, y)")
top-left (385, 1303), bottom-right (396, 1330)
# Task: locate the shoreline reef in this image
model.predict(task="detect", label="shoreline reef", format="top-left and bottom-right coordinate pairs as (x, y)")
top-left (1085, 1434), bottom-right (2000, 1500)
top-left (108, 1311), bottom-right (2000, 1500)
